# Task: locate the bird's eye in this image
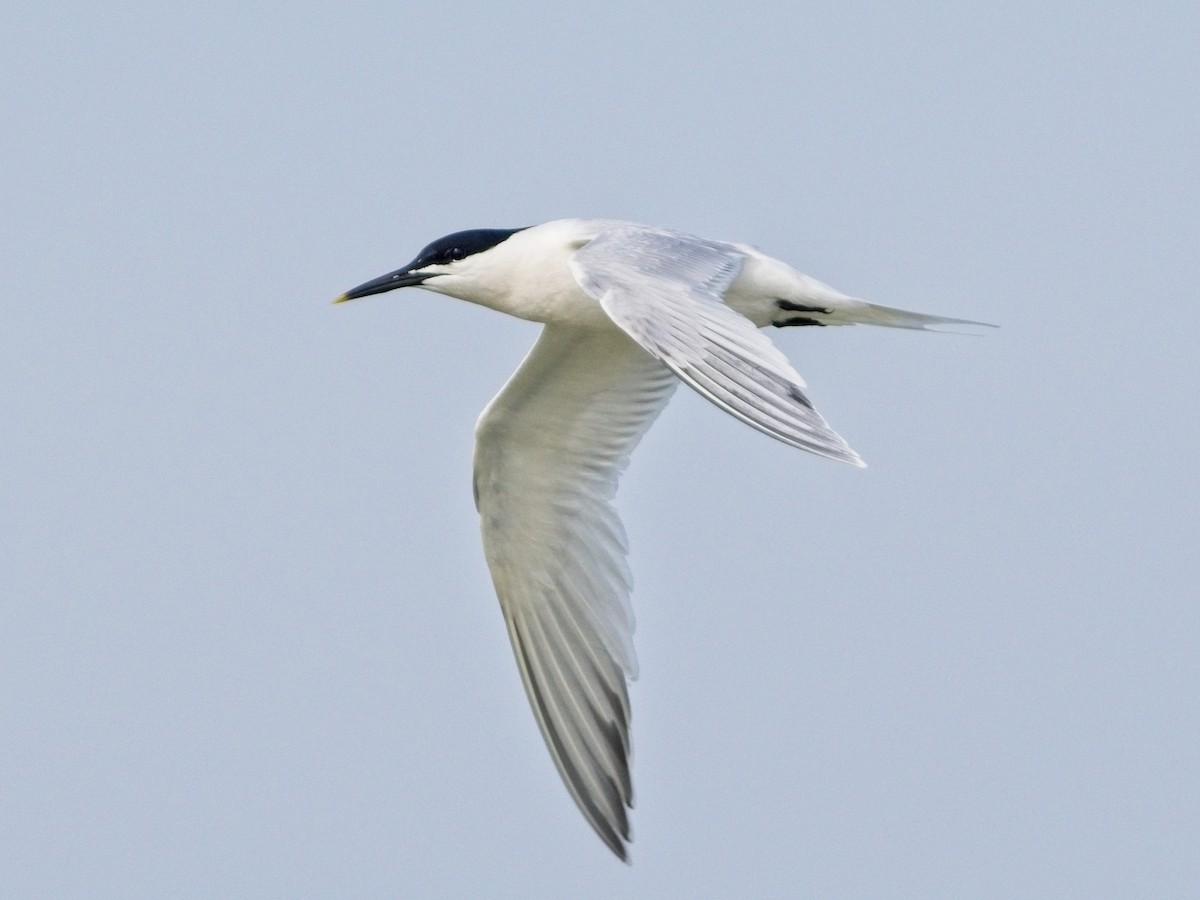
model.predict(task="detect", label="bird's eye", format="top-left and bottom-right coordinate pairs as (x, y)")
top-left (442, 247), bottom-right (464, 262)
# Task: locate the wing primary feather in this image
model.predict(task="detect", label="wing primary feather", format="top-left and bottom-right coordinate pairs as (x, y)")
top-left (675, 363), bottom-right (862, 463)
top-left (538, 593), bottom-right (633, 796)
top-left (522, 610), bottom-right (629, 815)
top-left (555, 551), bottom-right (637, 677)
top-left (685, 361), bottom-right (831, 444)
top-left (510, 614), bottom-right (631, 859)
top-left (543, 571), bottom-right (633, 732)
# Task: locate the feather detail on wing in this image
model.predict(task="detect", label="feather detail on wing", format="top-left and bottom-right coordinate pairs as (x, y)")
top-left (570, 226), bottom-right (865, 466)
top-left (473, 325), bottom-right (677, 861)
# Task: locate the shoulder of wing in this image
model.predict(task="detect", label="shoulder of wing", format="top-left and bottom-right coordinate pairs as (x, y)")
top-left (569, 225), bottom-right (745, 300)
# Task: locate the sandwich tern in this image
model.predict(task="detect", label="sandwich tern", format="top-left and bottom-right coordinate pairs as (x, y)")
top-left (336, 218), bottom-right (989, 860)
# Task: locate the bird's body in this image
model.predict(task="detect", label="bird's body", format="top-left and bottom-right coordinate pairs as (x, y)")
top-left (337, 218), bottom-right (989, 860)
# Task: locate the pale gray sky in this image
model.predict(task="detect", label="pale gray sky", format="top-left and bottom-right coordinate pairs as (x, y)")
top-left (3, 2), bottom-right (1198, 898)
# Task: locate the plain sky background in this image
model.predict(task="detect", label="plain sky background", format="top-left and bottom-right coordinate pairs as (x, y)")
top-left (3, 2), bottom-right (1197, 898)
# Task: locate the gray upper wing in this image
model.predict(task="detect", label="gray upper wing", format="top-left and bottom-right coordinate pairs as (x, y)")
top-left (569, 225), bottom-right (864, 466)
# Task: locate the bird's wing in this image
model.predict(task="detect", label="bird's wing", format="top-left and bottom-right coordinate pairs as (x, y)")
top-left (570, 225), bottom-right (865, 465)
top-left (473, 324), bottom-right (678, 861)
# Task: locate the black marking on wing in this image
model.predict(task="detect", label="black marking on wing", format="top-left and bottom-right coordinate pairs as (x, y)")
top-left (775, 316), bottom-right (826, 328)
top-left (786, 384), bottom-right (815, 409)
top-left (774, 299), bottom-right (831, 328)
top-left (776, 299), bottom-right (832, 314)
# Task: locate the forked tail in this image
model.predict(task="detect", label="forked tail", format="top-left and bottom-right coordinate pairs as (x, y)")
top-left (839, 300), bottom-right (997, 332)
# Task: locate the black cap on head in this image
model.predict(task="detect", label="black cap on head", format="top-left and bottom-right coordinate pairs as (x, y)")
top-left (336, 227), bottom-right (528, 302)
top-left (410, 227), bottom-right (528, 269)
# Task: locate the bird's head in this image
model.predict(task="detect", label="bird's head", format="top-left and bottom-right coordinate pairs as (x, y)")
top-left (335, 227), bottom-right (528, 304)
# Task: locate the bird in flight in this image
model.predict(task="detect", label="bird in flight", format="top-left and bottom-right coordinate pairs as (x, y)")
top-left (336, 219), bottom-right (989, 860)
